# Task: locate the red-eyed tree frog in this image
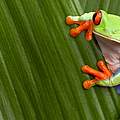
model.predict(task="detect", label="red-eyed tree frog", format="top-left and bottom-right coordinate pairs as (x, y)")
top-left (66, 10), bottom-right (120, 93)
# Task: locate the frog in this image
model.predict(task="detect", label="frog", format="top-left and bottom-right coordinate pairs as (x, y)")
top-left (66, 10), bottom-right (120, 93)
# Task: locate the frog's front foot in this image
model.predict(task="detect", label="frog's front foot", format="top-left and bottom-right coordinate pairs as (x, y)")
top-left (82, 60), bottom-right (112, 89)
top-left (66, 16), bottom-right (93, 40)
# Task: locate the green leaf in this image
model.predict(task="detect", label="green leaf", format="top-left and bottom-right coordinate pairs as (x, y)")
top-left (0, 0), bottom-right (120, 120)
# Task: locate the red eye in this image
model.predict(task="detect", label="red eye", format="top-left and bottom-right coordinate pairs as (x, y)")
top-left (93, 10), bottom-right (102, 25)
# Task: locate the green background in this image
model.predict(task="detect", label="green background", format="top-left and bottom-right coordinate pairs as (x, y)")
top-left (0, 0), bottom-right (120, 119)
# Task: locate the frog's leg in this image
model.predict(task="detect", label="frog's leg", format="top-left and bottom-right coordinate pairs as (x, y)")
top-left (66, 16), bottom-right (85, 25)
top-left (68, 20), bottom-right (93, 40)
top-left (82, 60), bottom-right (112, 89)
top-left (66, 16), bottom-right (93, 40)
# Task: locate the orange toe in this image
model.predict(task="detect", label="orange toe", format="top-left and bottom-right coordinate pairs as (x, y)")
top-left (81, 65), bottom-right (108, 80)
top-left (66, 16), bottom-right (74, 25)
top-left (97, 60), bottom-right (105, 67)
top-left (70, 28), bottom-right (80, 37)
top-left (83, 80), bottom-right (96, 89)
top-left (85, 31), bottom-right (93, 41)
top-left (97, 60), bottom-right (112, 77)
top-left (85, 21), bottom-right (93, 41)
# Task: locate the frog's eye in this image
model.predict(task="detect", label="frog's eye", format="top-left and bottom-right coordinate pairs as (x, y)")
top-left (93, 10), bottom-right (102, 25)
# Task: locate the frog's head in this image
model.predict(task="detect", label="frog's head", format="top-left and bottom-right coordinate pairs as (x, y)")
top-left (66, 10), bottom-right (104, 40)
top-left (93, 10), bottom-right (120, 43)
top-left (66, 10), bottom-right (117, 41)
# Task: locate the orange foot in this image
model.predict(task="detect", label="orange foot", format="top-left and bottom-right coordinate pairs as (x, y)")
top-left (66, 16), bottom-right (93, 41)
top-left (81, 60), bottom-right (112, 89)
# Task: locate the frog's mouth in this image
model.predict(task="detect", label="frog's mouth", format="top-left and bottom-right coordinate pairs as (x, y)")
top-left (93, 31), bottom-right (120, 43)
